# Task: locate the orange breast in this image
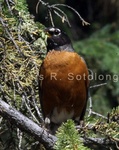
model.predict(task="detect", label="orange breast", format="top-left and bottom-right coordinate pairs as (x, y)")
top-left (39, 50), bottom-right (89, 124)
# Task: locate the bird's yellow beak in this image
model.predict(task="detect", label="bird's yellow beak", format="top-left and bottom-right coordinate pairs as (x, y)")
top-left (44, 28), bottom-right (51, 38)
top-left (46, 32), bottom-right (51, 38)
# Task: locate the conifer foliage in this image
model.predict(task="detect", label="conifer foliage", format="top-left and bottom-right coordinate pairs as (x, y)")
top-left (0, 0), bottom-right (119, 150)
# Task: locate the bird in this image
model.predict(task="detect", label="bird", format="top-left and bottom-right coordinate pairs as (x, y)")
top-left (39, 27), bottom-right (89, 133)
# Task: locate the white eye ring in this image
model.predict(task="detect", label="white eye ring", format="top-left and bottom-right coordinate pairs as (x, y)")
top-left (56, 28), bottom-right (61, 33)
top-left (49, 28), bottom-right (56, 32)
top-left (54, 29), bottom-right (61, 36)
top-left (48, 28), bottom-right (61, 36)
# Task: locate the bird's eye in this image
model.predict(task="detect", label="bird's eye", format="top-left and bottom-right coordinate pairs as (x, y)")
top-left (54, 29), bottom-right (61, 36)
top-left (47, 28), bottom-right (61, 36)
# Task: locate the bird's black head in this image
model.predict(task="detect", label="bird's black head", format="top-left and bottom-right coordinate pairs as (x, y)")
top-left (45, 27), bottom-right (74, 52)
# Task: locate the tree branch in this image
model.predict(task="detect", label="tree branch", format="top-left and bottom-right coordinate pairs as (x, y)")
top-left (0, 99), bottom-right (56, 150)
top-left (0, 99), bottom-right (118, 149)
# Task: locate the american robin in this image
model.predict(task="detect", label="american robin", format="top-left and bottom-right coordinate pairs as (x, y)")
top-left (39, 27), bottom-right (89, 133)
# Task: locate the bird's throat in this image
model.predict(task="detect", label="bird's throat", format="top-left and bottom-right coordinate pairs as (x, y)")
top-left (49, 44), bottom-right (74, 52)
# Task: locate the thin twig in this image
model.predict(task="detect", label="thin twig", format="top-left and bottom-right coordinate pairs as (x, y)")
top-left (0, 117), bottom-right (3, 130)
top-left (0, 17), bottom-right (22, 54)
top-left (31, 88), bottom-right (44, 123)
top-left (36, 0), bottom-right (41, 14)
top-left (36, 0), bottom-right (90, 27)
top-left (36, 0), bottom-right (48, 14)
top-left (18, 34), bottom-right (33, 51)
top-left (17, 128), bottom-right (23, 150)
top-left (53, 10), bottom-right (71, 27)
top-left (5, 0), bottom-right (13, 15)
top-left (87, 110), bottom-right (108, 119)
top-left (51, 4), bottom-right (90, 26)
top-left (48, 9), bottom-right (55, 27)
top-left (53, 7), bottom-right (71, 27)
top-left (22, 94), bottom-right (40, 124)
top-left (16, 82), bottom-right (40, 124)
top-left (88, 91), bottom-right (93, 117)
top-left (90, 83), bottom-right (107, 89)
